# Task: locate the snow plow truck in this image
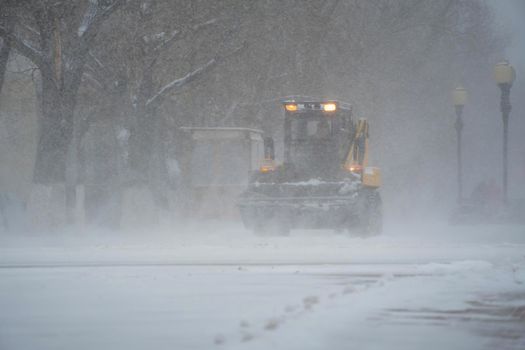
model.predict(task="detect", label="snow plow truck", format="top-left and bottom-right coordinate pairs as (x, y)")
top-left (238, 98), bottom-right (382, 236)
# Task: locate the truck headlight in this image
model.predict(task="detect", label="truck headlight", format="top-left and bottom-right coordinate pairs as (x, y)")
top-left (322, 103), bottom-right (337, 112)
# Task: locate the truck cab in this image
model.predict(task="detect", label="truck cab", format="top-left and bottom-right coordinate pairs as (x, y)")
top-left (238, 98), bottom-right (382, 236)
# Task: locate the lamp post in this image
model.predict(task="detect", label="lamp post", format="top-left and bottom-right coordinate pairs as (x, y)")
top-left (452, 86), bottom-right (467, 202)
top-left (494, 61), bottom-right (516, 204)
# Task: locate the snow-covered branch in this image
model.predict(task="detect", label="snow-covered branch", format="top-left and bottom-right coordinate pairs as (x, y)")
top-left (88, 51), bottom-right (105, 70)
top-left (0, 25), bottom-right (44, 67)
top-left (78, 0), bottom-right (98, 37)
top-left (151, 30), bottom-right (179, 52)
top-left (84, 58), bottom-right (114, 92)
top-left (82, 71), bottom-right (104, 89)
top-left (22, 24), bottom-right (40, 37)
top-left (146, 57), bottom-right (216, 109)
top-left (145, 41), bottom-right (247, 110)
top-left (148, 18), bottom-right (219, 53)
top-left (78, 0), bottom-right (125, 40)
top-left (192, 18), bottom-right (218, 31)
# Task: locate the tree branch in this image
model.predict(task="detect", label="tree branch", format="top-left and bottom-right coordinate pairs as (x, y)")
top-left (82, 70), bottom-right (104, 89)
top-left (192, 18), bottom-right (219, 31)
top-left (150, 18), bottom-right (219, 53)
top-left (88, 51), bottom-right (105, 70)
top-left (0, 10), bottom-right (15, 94)
top-left (146, 41), bottom-right (247, 110)
top-left (146, 57), bottom-right (217, 109)
top-left (79, 0), bottom-right (125, 41)
top-left (84, 60), bottom-right (113, 92)
top-left (151, 30), bottom-right (180, 52)
top-left (0, 25), bottom-right (44, 67)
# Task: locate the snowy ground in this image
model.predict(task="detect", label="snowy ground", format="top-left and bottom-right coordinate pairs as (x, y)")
top-left (1, 221), bottom-right (524, 350)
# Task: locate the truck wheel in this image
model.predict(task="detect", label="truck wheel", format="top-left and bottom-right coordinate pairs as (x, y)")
top-left (253, 223), bottom-right (290, 236)
top-left (354, 190), bottom-right (382, 237)
top-left (252, 211), bottom-right (290, 236)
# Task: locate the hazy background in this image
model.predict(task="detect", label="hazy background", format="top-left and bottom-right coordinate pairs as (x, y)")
top-left (487, 0), bottom-right (524, 199)
top-left (0, 0), bottom-right (523, 231)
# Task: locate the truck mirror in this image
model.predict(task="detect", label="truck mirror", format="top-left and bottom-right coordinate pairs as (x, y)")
top-left (264, 137), bottom-right (275, 160)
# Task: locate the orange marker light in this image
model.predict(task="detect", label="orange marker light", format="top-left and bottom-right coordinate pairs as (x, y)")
top-left (260, 158), bottom-right (276, 173)
top-left (284, 103), bottom-right (298, 112)
top-left (345, 164), bottom-right (362, 173)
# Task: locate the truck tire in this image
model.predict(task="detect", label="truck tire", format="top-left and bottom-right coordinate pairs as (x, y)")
top-left (253, 222), bottom-right (290, 236)
top-left (252, 210), bottom-right (290, 236)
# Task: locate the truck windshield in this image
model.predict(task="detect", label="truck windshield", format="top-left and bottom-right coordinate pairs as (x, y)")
top-left (291, 117), bottom-right (333, 141)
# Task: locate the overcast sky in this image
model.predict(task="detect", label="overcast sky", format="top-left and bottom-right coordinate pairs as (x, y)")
top-left (490, 0), bottom-right (525, 73)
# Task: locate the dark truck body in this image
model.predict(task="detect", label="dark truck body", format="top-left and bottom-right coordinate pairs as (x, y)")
top-left (238, 99), bottom-right (382, 235)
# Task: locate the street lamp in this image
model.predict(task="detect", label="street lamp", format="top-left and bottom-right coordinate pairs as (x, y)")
top-left (452, 86), bottom-right (467, 202)
top-left (494, 61), bottom-right (516, 204)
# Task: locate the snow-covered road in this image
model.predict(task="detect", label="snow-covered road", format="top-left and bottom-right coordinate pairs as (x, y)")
top-left (1, 222), bottom-right (524, 350)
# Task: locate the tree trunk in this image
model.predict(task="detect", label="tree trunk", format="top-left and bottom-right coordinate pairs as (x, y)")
top-left (0, 10), bottom-right (14, 100)
top-left (128, 109), bottom-right (170, 209)
top-left (150, 114), bottom-right (170, 209)
top-left (0, 41), bottom-right (11, 98)
top-left (128, 109), bottom-right (155, 182)
top-left (33, 76), bottom-right (76, 184)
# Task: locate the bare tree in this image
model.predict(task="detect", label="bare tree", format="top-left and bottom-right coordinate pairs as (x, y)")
top-left (0, 0), bottom-right (124, 185)
top-left (0, 0), bottom-right (16, 100)
top-left (78, 0), bottom-right (247, 209)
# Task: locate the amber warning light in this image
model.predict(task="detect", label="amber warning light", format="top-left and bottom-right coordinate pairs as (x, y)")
top-left (284, 103), bottom-right (298, 112)
top-left (284, 102), bottom-right (337, 112)
top-left (345, 164), bottom-right (362, 174)
top-left (260, 158), bottom-right (276, 173)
